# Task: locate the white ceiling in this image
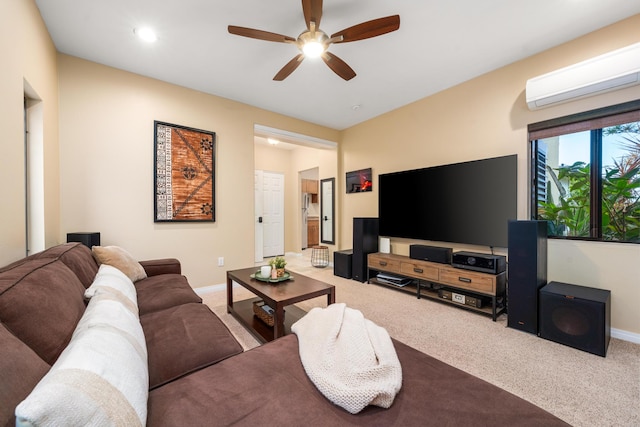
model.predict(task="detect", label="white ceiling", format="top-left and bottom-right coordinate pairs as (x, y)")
top-left (35, 0), bottom-right (640, 130)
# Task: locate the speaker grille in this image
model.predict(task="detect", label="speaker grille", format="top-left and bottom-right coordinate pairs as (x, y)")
top-left (550, 305), bottom-right (590, 336)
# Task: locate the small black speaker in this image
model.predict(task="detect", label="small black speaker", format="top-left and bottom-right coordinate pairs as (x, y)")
top-left (67, 232), bottom-right (100, 248)
top-left (333, 250), bottom-right (352, 279)
top-left (409, 245), bottom-right (452, 264)
top-left (507, 220), bottom-right (547, 334)
top-left (539, 281), bottom-right (611, 357)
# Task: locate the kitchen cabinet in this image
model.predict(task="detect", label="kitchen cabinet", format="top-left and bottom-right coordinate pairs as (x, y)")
top-left (302, 179), bottom-right (319, 203)
top-left (307, 217), bottom-right (319, 247)
top-left (302, 179), bottom-right (318, 194)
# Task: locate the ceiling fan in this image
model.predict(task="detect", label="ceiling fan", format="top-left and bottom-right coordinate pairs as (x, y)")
top-left (228, 0), bottom-right (400, 81)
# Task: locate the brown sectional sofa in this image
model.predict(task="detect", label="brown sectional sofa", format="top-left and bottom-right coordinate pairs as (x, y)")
top-left (0, 243), bottom-right (568, 426)
top-left (0, 242), bottom-right (242, 426)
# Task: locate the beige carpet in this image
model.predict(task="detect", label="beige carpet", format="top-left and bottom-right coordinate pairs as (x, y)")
top-left (202, 253), bottom-right (640, 427)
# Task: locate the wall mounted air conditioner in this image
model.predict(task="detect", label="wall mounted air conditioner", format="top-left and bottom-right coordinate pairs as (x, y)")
top-left (526, 42), bottom-right (640, 110)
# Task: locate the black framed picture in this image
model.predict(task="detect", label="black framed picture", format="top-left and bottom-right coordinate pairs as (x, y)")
top-left (346, 168), bottom-right (373, 193)
top-left (154, 121), bottom-right (216, 222)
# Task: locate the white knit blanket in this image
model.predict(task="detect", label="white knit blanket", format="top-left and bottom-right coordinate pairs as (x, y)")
top-left (291, 303), bottom-right (402, 414)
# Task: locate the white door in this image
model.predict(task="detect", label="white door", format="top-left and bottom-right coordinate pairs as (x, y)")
top-left (255, 170), bottom-right (285, 261)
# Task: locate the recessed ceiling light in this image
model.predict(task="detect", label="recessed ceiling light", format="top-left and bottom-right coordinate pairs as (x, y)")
top-left (134, 27), bottom-right (157, 43)
top-left (267, 138), bottom-right (280, 145)
top-left (351, 104), bottom-right (361, 111)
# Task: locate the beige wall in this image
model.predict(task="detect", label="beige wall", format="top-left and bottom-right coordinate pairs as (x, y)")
top-left (254, 143), bottom-right (338, 256)
top-left (3, 3), bottom-right (639, 336)
top-left (0, 0), bottom-right (59, 265)
top-left (58, 55), bottom-right (339, 287)
top-left (340, 15), bottom-right (640, 334)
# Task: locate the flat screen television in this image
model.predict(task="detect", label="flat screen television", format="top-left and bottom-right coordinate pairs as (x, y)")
top-left (378, 155), bottom-right (517, 248)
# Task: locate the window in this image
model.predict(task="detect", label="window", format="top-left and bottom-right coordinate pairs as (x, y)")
top-left (529, 100), bottom-right (640, 243)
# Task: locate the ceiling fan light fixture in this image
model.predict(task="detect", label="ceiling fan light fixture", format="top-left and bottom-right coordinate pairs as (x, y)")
top-left (302, 40), bottom-right (325, 58)
top-left (228, 3), bottom-right (400, 81)
top-left (298, 29), bottom-right (328, 58)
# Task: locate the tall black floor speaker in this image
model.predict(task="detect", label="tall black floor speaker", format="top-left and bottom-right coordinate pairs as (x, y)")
top-left (507, 220), bottom-right (547, 334)
top-left (352, 218), bottom-right (379, 282)
top-left (539, 281), bottom-right (611, 357)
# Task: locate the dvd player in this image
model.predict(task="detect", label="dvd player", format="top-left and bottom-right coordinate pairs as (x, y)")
top-left (376, 272), bottom-right (413, 287)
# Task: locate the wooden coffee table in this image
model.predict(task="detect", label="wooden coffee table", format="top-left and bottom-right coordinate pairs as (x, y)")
top-left (227, 267), bottom-right (335, 343)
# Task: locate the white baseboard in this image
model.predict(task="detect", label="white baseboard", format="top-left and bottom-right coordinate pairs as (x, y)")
top-left (194, 283), bottom-right (232, 295)
top-left (611, 328), bottom-right (640, 344)
top-left (194, 285), bottom-right (640, 344)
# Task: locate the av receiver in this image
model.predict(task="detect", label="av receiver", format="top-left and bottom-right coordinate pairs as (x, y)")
top-left (452, 251), bottom-right (506, 274)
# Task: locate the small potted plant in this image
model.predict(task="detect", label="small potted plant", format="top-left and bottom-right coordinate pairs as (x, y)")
top-left (269, 256), bottom-right (287, 278)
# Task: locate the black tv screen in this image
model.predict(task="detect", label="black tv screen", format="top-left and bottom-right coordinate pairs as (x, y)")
top-left (378, 155), bottom-right (517, 248)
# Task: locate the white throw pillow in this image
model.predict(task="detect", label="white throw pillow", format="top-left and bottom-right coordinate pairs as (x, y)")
top-left (91, 245), bottom-right (147, 282)
top-left (85, 264), bottom-right (138, 311)
top-left (15, 286), bottom-right (149, 426)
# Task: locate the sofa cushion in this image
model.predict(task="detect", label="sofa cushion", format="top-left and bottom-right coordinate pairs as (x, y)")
top-left (139, 258), bottom-right (181, 277)
top-left (92, 245), bottom-right (147, 282)
top-left (0, 258), bottom-right (86, 364)
top-left (15, 287), bottom-right (148, 427)
top-left (0, 324), bottom-right (50, 427)
top-left (141, 303), bottom-right (243, 389)
top-left (135, 273), bottom-right (202, 315)
top-left (147, 335), bottom-right (568, 426)
top-left (85, 264), bottom-right (138, 310)
top-left (32, 243), bottom-right (98, 288)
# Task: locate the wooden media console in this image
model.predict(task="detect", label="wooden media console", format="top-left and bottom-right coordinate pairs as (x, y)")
top-left (367, 253), bottom-right (506, 320)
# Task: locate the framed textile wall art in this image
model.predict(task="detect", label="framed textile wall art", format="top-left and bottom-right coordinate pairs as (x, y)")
top-left (154, 121), bottom-right (215, 222)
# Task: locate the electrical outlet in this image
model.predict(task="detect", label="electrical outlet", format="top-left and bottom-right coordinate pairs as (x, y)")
top-left (218, 257), bottom-right (224, 267)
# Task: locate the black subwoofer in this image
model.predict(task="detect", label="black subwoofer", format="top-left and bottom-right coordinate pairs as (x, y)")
top-left (67, 232), bottom-right (100, 248)
top-left (539, 281), bottom-right (611, 357)
top-left (333, 250), bottom-right (353, 279)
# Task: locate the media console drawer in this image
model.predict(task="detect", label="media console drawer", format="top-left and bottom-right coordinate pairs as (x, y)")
top-left (438, 269), bottom-right (495, 294)
top-left (400, 261), bottom-right (438, 281)
top-left (368, 253), bottom-right (402, 273)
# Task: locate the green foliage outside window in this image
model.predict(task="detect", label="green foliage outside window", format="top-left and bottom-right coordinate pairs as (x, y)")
top-left (537, 123), bottom-right (640, 242)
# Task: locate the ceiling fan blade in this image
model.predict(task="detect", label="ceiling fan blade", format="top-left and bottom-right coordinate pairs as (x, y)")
top-left (273, 54), bottom-right (305, 81)
top-left (228, 25), bottom-right (296, 43)
top-left (302, 0), bottom-right (323, 30)
top-left (330, 15), bottom-right (400, 43)
top-left (321, 52), bottom-right (356, 81)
